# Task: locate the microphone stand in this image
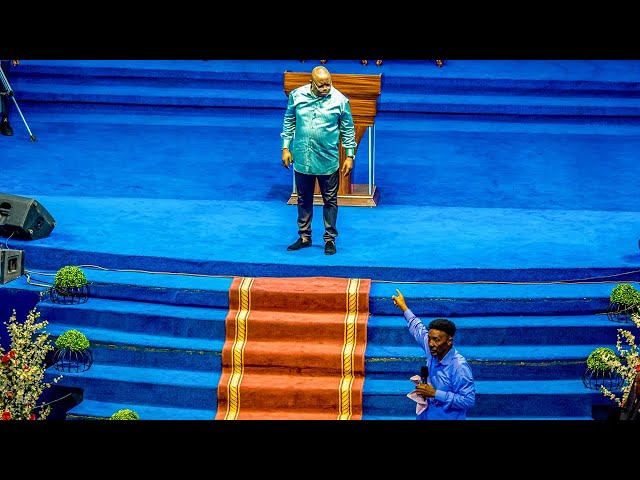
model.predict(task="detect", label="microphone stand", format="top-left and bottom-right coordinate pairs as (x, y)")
top-left (0, 62), bottom-right (36, 142)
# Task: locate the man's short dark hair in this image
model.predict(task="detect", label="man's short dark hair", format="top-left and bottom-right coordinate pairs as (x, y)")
top-left (428, 318), bottom-right (456, 337)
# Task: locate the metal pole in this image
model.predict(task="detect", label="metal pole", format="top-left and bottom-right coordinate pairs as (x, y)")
top-left (0, 63), bottom-right (36, 142)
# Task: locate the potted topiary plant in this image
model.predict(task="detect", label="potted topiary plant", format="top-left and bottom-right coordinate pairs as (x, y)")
top-left (110, 408), bottom-right (140, 420)
top-left (50, 265), bottom-right (90, 304)
top-left (52, 329), bottom-right (93, 373)
top-left (607, 283), bottom-right (640, 323)
top-left (582, 346), bottom-right (623, 391)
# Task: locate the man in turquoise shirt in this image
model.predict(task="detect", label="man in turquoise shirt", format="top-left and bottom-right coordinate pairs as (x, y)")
top-left (281, 65), bottom-right (357, 256)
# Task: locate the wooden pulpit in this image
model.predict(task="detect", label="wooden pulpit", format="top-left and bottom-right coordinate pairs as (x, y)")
top-left (283, 72), bottom-right (382, 207)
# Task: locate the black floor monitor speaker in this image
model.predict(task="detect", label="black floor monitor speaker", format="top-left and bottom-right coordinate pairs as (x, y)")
top-left (0, 249), bottom-right (24, 284)
top-left (0, 193), bottom-right (56, 240)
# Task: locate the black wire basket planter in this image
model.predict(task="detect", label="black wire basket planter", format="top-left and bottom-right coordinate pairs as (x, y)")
top-left (606, 303), bottom-right (638, 324)
top-left (49, 284), bottom-right (90, 304)
top-left (52, 347), bottom-right (93, 373)
top-left (582, 368), bottom-right (624, 391)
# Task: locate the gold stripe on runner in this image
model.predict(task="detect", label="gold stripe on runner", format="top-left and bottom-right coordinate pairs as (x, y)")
top-left (221, 276), bottom-right (253, 420)
top-left (338, 278), bottom-right (362, 420)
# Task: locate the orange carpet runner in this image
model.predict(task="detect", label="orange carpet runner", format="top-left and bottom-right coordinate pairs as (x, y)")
top-left (215, 276), bottom-right (371, 420)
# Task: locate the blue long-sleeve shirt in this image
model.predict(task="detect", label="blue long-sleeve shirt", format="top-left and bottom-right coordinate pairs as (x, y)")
top-left (403, 308), bottom-right (476, 420)
top-left (280, 84), bottom-right (356, 175)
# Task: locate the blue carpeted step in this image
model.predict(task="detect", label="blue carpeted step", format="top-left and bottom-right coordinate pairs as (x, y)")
top-left (36, 297), bottom-right (228, 339)
top-left (361, 415), bottom-right (595, 420)
top-left (380, 75), bottom-right (640, 97)
top-left (368, 344), bottom-right (616, 363)
top-left (65, 399), bottom-right (216, 420)
top-left (15, 83), bottom-right (640, 119)
top-left (365, 356), bottom-right (586, 382)
top-left (15, 59), bottom-right (640, 85)
top-left (465, 416), bottom-right (595, 420)
top-left (14, 221), bottom-right (640, 285)
top-left (377, 111), bottom-right (640, 134)
top-left (468, 380), bottom-right (603, 418)
top-left (46, 322), bottom-right (222, 371)
top-left (14, 83), bottom-right (286, 109)
top-left (365, 344), bottom-right (614, 381)
top-left (10, 102), bottom-right (285, 128)
top-left (15, 81), bottom-right (640, 117)
top-left (369, 281), bottom-right (617, 316)
top-left (360, 414), bottom-right (418, 420)
top-left (11, 59), bottom-right (295, 84)
top-left (25, 268), bottom-right (233, 308)
top-left (362, 378), bottom-right (599, 419)
top-left (15, 101), bottom-right (640, 136)
top-left (25, 269), bottom-right (622, 314)
top-left (12, 60), bottom-right (640, 121)
top-left (87, 274), bottom-right (232, 308)
top-left (45, 363), bottom-right (220, 410)
top-left (462, 360), bottom-right (586, 382)
top-left (379, 92), bottom-right (640, 117)
top-left (367, 314), bottom-right (622, 345)
top-left (18, 59), bottom-right (639, 92)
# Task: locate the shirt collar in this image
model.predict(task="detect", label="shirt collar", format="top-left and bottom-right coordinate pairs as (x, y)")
top-left (308, 84), bottom-right (331, 99)
top-left (436, 347), bottom-right (456, 365)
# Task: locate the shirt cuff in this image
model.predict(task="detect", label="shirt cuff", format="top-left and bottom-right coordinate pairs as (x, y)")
top-left (281, 140), bottom-right (291, 150)
top-left (345, 148), bottom-right (355, 158)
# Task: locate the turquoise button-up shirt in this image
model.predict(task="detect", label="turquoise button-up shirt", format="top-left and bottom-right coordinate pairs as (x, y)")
top-left (280, 84), bottom-right (357, 176)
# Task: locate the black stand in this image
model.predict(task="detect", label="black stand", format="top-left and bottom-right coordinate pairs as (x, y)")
top-left (0, 63), bottom-right (36, 142)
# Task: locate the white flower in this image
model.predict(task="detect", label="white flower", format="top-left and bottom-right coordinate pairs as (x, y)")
top-left (0, 308), bottom-right (62, 420)
top-left (599, 313), bottom-right (640, 407)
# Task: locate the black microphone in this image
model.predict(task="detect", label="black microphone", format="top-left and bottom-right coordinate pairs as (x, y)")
top-left (420, 365), bottom-right (429, 384)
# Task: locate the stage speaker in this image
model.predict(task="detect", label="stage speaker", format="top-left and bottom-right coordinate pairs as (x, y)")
top-left (0, 193), bottom-right (56, 240)
top-left (0, 249), bottom-right (24, 284)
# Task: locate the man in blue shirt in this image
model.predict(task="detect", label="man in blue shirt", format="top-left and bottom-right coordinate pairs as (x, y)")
top-left (392, 288), bottom-right (476, 420)
top-left (280, 66), bottom-right (357, 256)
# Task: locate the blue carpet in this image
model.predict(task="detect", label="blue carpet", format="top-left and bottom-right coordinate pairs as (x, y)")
top-left (2, 60), bottom-right (640, 420)
top-left (4, 60), bottom-right (640, 283)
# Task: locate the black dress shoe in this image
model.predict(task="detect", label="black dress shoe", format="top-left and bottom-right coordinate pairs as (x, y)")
top-left (287, 238), bottom-right (312, 251)
top-left (0, 117), bottom-right (13, 137)
top-left (324, 240), bottom-right (336, 255)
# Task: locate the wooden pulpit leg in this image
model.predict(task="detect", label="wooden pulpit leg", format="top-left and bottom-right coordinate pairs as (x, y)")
top-left (336, 124), bottom-right (368, 195)
top-left (338, 148), bottom-right (352, 195)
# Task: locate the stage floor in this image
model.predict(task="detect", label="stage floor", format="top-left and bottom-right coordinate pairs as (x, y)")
top-left (1, 60), bottom-right (639, 283)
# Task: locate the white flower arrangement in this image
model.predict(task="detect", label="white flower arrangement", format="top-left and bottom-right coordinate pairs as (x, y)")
top-left (600, 311), bottom-right (640, 407)
top-left (0, 308), bottom-right (62, 420)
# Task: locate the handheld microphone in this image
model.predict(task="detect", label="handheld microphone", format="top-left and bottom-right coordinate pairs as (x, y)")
top-left (420, 365), bottom-right (429, 384)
